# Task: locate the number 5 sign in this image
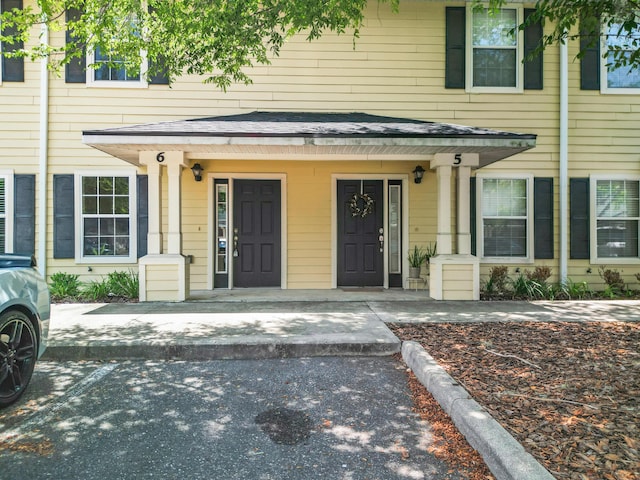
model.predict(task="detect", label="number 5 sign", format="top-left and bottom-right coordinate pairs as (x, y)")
top-left (431, 153), bottom-right (479, 168)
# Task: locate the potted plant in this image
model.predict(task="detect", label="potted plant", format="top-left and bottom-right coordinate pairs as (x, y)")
top-left (408, 246), bottom-right (426, 279)
top-left (424, 241), bottom-right (437, 264)
top-left (423, 241), bottom-right (437, 280)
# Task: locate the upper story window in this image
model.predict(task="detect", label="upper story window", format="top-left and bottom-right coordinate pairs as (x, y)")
top-left (477, 174), bottom-right (533, 262)
top-left (592, 177), bottom-right (640, 261)
top-left (601, 22), bottom-right (640, 94)
top-left (467, 5), bottom-right (524, 93)
top-left (87, 47), bottom-right (147, 88)
top-left (75, 172), bottom-right (137, 263)
top-left (94, 46), bottom-right (140, 82)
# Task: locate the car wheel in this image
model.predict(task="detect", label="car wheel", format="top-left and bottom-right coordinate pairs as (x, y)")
top-left (0, 310), bottom-right (38, 408)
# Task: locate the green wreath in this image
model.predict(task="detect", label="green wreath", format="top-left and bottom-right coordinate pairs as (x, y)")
top-left (349, 192), bottom-right (375, 218)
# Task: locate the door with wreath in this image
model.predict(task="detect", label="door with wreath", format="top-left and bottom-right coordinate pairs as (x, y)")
top-left (337, 180), bottom-right (384, 287)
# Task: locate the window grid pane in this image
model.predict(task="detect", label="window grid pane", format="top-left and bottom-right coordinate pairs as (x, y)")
top-left (94, 46), bottom-right (141, 82)
top-left (82, 175), bottom-right (131, 257)
top-left (482, 178), bottom-right (528, 257)
top-left (0, 218), bottom-right (4, 254)
top-left (596, 179), bottom-right (640, 258)
top-left (472, 8), bottom-right (517, 47)
top-left (0, 178), bottom-right (5, 215)
top-left (606, 24), bottom-right (640, 89)
top-left (472, 8), bottom-right (518, 88)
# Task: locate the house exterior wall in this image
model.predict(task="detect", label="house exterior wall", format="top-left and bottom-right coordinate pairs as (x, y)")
top-left (1, 0), bottom-right (639, 294)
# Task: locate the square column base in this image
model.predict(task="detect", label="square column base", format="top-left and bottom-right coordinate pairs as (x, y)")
top-left (429, 254), bottom-right (480, 300)
top-left (139, 254), bottom-right (190, 302)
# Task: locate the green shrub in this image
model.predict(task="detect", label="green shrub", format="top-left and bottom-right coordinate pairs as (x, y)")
top-left (560, 279), bottom-right (593, 300)
top-left (49, 272), bottom-right (81, 300)
top-left (510, 274), bottom-right (545, 299)
top-left (80, 280), bottom-right (111, 302)
top-left (105, 270), bottom-right (139, 298)
top-left (525, 265), bottom-right (552, 284)
top-left (598, 266), bottom-right (626, 296)
top-left (80, 270), bottom-right (139, 302)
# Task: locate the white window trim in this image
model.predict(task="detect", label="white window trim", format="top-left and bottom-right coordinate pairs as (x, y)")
top-left (476, 172), bottom-right (534, 263)
top-left (74, 170), bottom-right (138, 264)
top-left (86, 49), bottom-right (149, 89)
top-left (589, 174), bottom-right (640, 264)
top-left (465, 3), bottom-right (525, 94)
top-left (600, 23), bottom-right (640, 95)
top-left (0, 171), bottom-right (14, 253)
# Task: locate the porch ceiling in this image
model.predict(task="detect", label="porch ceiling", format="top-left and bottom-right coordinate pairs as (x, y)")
top-left (82, 111), bottom-right (536, 168)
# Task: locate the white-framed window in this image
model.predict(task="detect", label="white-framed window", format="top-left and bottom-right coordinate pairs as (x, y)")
top-left (476, 173), bottom-right (534, 262)
top-left (601, 22), bottom-right (640, 94)
top-left (87, 48), bottom-right (148, 88)
top-left (0, 172), bottom-right (14, 254)
top-left (590, 175), bottom-right (640, 263)
top-left (75, 171), bottom-right (137, 263)
top-left (466, 4), bottom-right (524, 93)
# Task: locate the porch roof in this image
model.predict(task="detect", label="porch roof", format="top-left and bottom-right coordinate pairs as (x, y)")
top-left (82, 111), bottom-right (536, 168)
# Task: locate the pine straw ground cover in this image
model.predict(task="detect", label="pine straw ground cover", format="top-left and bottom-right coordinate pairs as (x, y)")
top-left (389, 321), bottom-right (639, 480)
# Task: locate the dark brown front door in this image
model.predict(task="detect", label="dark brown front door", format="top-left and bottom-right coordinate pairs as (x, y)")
top-left (337, 180), bottom-right (384, 287)
top-left (233, 179), bottom-right (281, 287)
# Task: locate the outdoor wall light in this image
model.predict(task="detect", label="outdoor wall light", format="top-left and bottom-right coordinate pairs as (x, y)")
top-left (191, 163), bottom-right (203, 182)
top-left (413, 165), bottom-right (425, 184)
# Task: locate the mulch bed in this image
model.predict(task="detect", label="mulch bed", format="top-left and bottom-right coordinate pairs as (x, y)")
top-left (390, 321), bottom-right (640, 480)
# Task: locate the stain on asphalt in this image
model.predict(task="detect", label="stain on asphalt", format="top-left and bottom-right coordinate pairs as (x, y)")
top-left (255, 407), bottom-right (312, 445)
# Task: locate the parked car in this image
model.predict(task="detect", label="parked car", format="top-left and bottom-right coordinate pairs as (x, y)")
top-left (0, 254), bottom-right (50, 408)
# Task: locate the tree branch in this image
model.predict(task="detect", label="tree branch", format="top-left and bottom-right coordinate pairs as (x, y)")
top-left (482, 347), bottom-right (542, 370)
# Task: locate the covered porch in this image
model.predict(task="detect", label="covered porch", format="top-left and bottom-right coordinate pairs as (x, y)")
top-left (83, 112), bottom-right (536, 301)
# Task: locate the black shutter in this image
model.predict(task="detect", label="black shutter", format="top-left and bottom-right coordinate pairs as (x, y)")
top-left (534, 177), bottom-right (554, 259)
top-left (147, 4), bottom-right (169, 85)
top-left (149, 58), bottom-right (170, 85)
top-left (53, 174), bottom-right (75, 259)
top-left (445, 7), bottom-right (466, 89)
top-left (65, 7), bottom-right (86, 83)
top-left (470, 177), bottom-right (476, 256)
top-left (524, 9), bottom-right (543, 90)
top-left (137, 175), bottom-right (148, 257)
top-left (1, 0), bottom-right (24, 82)
top-left (580, 18), bottom-right (600, 90)
top-left (13, 174), bottom-right (35, 255)
top-left (570, 178), bottom-right (590, 259)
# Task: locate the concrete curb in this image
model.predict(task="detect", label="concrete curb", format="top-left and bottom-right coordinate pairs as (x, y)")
top-left (43, 340), bottom-right (401, 362)
top-left (402, 341), bottom-right (555, 480)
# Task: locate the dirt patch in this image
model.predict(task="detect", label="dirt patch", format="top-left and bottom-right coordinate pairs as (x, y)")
top-left (390, 321), bottom-right (639, 480)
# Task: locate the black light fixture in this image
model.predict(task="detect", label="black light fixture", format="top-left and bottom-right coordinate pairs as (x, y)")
top-left (191, 163), bottom-right (203, 182)
top-left (412, 165), bottom-right (425, 184)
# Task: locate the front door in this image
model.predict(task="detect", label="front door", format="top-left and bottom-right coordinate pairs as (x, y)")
top-left (233, 179), bottom-right (281, 287)
top-left (337, 180), bottom-right (384, 287)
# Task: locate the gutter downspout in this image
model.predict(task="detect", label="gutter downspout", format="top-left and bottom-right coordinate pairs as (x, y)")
top-left (559, 40), bottom-right (569, 283)
top-left (38, 22), bottom-right (49, 276)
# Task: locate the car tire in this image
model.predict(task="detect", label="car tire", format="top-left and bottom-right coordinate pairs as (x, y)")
top-left (0, 310), bottom-right (38, 408)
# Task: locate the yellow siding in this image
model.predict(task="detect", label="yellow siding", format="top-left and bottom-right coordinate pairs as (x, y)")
top-left (442, 264), bottom-right (475, 300)
top-left (3, 1), bottom-right (640, 293)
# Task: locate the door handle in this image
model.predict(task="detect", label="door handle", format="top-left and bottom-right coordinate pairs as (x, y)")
top-left (378, 228), bottom-right (384, 253)
top-left (233, 228), bottom-right (239, 257)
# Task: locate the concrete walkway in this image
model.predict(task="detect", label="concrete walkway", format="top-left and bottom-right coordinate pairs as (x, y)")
top-left (44, 290), bottom-right (640, 362)
top-left (41, 291), bottom-right (640, 480)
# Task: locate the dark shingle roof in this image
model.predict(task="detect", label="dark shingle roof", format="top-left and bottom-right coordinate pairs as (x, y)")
top-left (84, 111), bottom-right (536, 141)
top-left (83, 111), bottom-right (536, 167)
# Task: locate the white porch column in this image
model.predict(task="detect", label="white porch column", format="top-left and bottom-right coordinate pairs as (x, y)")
top-left (433, 164), bottom-right (453, 255)
top-left (457, 165), bottom-right (472, 255)
top-left (144, 160), bottom-right (163, 255)
top-left (429, 153), bottom-right (480, 300)
top-left (138, 151), bottom-right (190, 302)
top-left (165, 152), bottom-right (186, 254)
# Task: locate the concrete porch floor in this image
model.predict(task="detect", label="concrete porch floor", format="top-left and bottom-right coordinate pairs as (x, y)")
top-left (187, 287), bottom-right (434, 303)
